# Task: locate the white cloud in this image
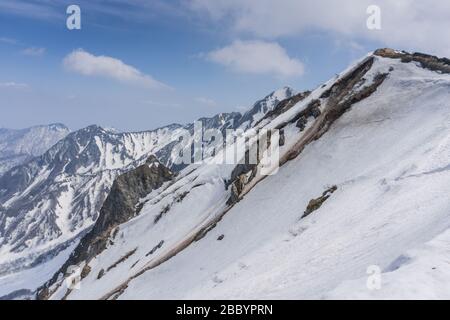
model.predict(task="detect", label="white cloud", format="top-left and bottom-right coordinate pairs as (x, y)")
top-left (189, 0), bottom-right (450, 56)
top-left (0, 82), bottom-right (28, 88)
top-left (63, 49), bottom-right (170, 89)
top-left (0, 37), bottom-right (18, 45)
top-left (0, 0), bottom-right (62, 20)
top-left (196, 97), bottom-right (217, 107)
top-left (206, 40), bottom-right (304, 77)
top-left (21, 47), bottom-right (46, 56)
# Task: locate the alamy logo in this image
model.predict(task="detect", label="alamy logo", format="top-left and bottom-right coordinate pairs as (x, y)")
top-left (367, 5), bottom-right (381, 30)
top-left (170, 121), bottom-right (280, 176)
top-left (65, 265), bottom-right (82, 290)
top-left (66, 5), bottom-right (81, 30)
top-left (366, 265), bottom-right (382, 290)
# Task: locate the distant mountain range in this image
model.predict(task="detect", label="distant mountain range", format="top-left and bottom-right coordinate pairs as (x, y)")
top-left (0, 87), bottom-right (294, 298)
top-left (0, 124), bottom-right (70, 176)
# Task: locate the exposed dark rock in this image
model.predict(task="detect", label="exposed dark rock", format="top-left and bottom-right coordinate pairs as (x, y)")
top-left (97, 269), bottom-right (105, 280)
top-left (279, 129), bottom-right (285, 146)
top-left (36, 155), bottom-right (173, 300)
top-left (175, 191), bottom-right (189, 203)
top-left (217, 234), bottom-right (225, 241)
top-left (155, 204), bottom-right (170, 224)
top-left (322, 72), bottom-right (388, 129)
top-left (296, 116), bottom-right (308, 131)
top-left (226, 164), bottom-right (257, 206)
top-left (194, 222), bottom-right (218, 242)
top-left (302, 185), bottom-right (337, 218)
top-left (277, 99), bottom-right (323, 131)
top-left (320, 57), bottom-right (375, 100)
top-left (225, 98), bottom-right (325, 206)
top-left (374, 48), bottom-right (450, 74)
top-left (106, 248), bottom-right (137, 272)
top-left (224, 56), bottom-right (387, 230)
top-left (81, 264), bottom-right (91, 279)
top-left (311, 105), bottom-right (321, 118)
top-left (145, 240), bottom-right (164, 256)
top-left (283, 57), bottom-right (388, 163)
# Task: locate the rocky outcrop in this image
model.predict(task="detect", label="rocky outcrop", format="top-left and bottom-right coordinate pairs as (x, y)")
top-left (283, 56), bottom-right (388, 163)
top-left (295, 99), bottom-right (322, 131)
top-left (374, 48), bottom-right (450, 74)
top-left (36, 155), bottom-right (173, 300)
top-left (226, 163), bottom-right (257, 206)
top-left (302, 186), bottom-right (337, 218)
top-left (80, 155), bottom-right (173, 255)
top-left (224, 55), bottom-right (388, 210)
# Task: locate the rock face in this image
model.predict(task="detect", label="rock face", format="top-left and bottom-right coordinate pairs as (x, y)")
top-left (302, 186), bottom-right (337, 218)
top-left (37, 156), bottom-right (173, 300)
top-left (0, 125), bottom-right (168, 274)
top-left (281, 56), bottom-right (388, 164)
top-left (374, 48), bottom-right (450, 73)
top-left (93, 156), bottom-right (173, 239)
top-left (77, 155), bottom-right (173, 263)
top-left (0, 124), bottom-right (69, 176)
top-left (224, 56), bottom-right (389, 209)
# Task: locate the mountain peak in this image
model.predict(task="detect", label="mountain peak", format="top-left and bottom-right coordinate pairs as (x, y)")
top-left (237, 86), bottom-right (296, 129)
top-left (46, 123), bottom-right (69, 131)
top-left (270, 86), bottom-right (295, 99)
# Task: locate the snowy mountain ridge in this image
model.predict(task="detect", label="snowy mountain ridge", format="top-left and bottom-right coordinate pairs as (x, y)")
top-left (0, 87), bottom-right (294, 298)
top-left (37, 49), bottom-right (450, 300)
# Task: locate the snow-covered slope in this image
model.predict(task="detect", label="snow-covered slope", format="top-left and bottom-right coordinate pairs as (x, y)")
top-left (0, 88), bottom-right (294, 298)
top-left (0, 124), bottom-right (69, 176)
top-left (39, 49), bottom-right (450, 300)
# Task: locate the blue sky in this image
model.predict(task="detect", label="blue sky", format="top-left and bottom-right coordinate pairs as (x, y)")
top-left (0, 0), bottom-right (448, 131)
